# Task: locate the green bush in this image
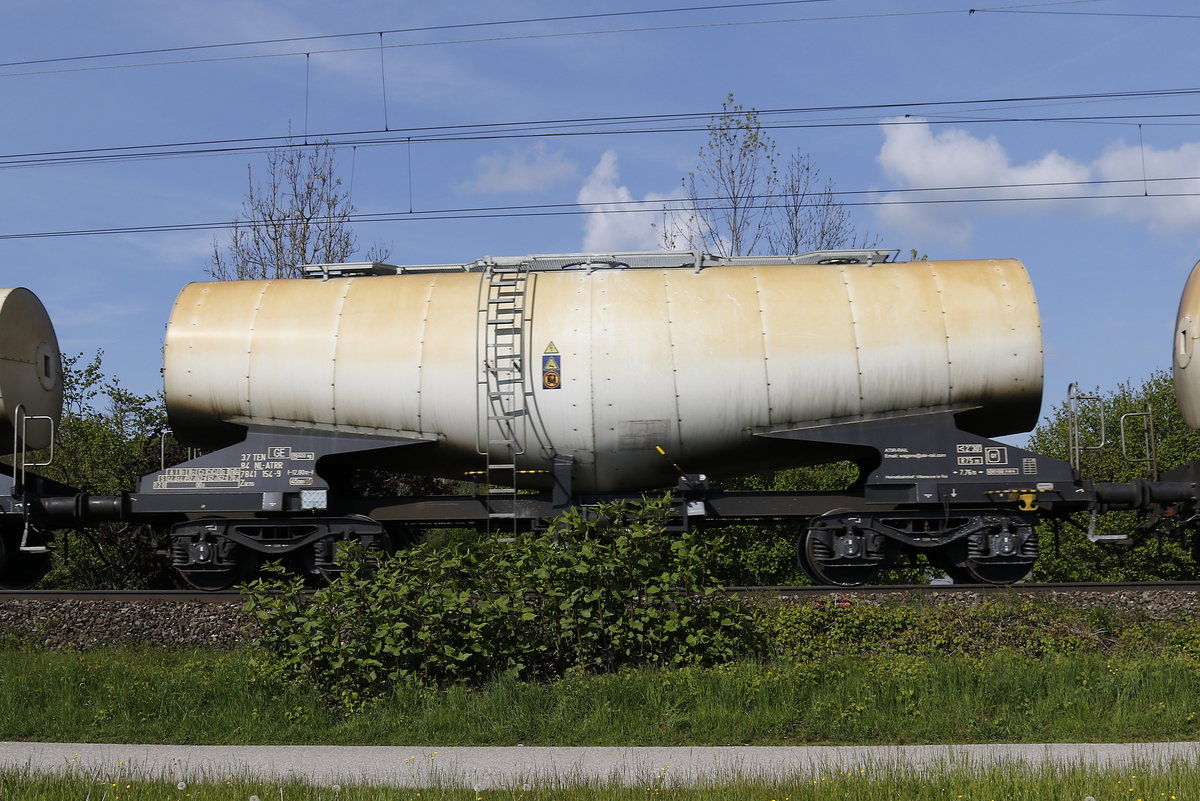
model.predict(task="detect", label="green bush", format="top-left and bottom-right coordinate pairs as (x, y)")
top-left (243, 495), bottom-right (763, 706)
top-left (767, 598), bottom-right (1110, 660)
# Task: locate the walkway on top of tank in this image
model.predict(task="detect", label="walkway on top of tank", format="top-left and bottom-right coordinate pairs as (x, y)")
top-left (301, 248), bottom-right (902, 277)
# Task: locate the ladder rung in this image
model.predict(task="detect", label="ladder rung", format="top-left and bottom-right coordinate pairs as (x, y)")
top-left (481, 270), bottom-right (527, 501)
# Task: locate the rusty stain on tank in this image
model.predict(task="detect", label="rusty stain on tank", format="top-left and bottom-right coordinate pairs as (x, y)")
top-left (163, 257), bottom-right (1043, 492)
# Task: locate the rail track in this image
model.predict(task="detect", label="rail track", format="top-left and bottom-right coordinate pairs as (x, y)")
top-left (2, 581), bottom-right (1200, 604)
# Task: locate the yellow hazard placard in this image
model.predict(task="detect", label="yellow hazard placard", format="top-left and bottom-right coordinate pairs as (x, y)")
top-left (542, 353), bottom-right (561, 389)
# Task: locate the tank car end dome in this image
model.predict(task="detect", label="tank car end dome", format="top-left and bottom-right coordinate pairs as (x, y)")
top-left (1174, 260), bottom-right (1200, 428)
top-left (0, 288), bottom-right (62, 454)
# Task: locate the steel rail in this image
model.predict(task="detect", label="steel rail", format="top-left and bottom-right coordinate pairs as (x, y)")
top-left (2, 581), bottom-right (1200, 603)
top-left (726, 581), bottom-right (1200, 595)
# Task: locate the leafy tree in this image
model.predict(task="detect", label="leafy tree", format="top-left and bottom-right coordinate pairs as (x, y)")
top-left (1028, 370), bottom-right (1200, 581)
top-left (665, 94), bottom-right (872, 256)
top-left (34, 352), bottom-right (179, 589)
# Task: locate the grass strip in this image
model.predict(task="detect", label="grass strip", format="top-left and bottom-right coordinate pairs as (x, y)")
top-left (2, 759), bottom-right (1200, 799)
top-left (1, 648), bottom-right (1198, 745)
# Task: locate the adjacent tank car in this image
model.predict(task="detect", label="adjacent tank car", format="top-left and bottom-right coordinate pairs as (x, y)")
top-left (4, 249), bottom-right (1200, 589)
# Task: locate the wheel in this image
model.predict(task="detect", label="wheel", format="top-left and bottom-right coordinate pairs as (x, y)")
top-left (797, 525), bottom-right (886, 587)
top-left (0, 528), bottom-right (51, 590)
top-left (959, 559), bottom-right (1032, 585)
top-left (177, 545), bottom-right (260, 591)
top-left (931, 520), bottom-right (1036, 585)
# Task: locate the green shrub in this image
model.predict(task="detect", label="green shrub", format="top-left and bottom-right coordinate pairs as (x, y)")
top-left (243, 495), bottom-right (763, 706)
top-left (767, 598), bottom-right (1109, 660)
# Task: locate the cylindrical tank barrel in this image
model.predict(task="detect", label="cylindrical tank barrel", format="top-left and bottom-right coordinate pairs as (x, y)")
top-left (163, 258), bottom-right (1043, 492)
top-left (0, 288), bottom-right (62, 454)
top-left (1174, 259), bottom-right (1200, 427)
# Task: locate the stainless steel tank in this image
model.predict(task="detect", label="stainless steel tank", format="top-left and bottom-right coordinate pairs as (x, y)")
top-left (163, 253), bottom-right (1044, 492)
top-left (0, 288), bottom-right (62, 453)
top-left (1174, 258), bottom-right (1200, 427)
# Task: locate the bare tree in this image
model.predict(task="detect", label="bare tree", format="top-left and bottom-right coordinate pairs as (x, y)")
top-left (667, 95), bottom-right (778, 257)
top-left (767, 151), bottom-right (867, 254)
top-left (666, 94), bottom-right (870, 257)
top-left (208, 142), bottom-right (387, 280)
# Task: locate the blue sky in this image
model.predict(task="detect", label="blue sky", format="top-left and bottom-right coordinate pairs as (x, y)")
top-left (4, 0), bottom-right (1200, 435)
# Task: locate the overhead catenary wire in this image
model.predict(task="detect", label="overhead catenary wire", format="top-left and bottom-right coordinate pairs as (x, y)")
top-left (0, 2), bottom-right (1185, 244)
top-left (0, 0), bottom-right (1097, 79)
top-left (4, 173), bottom-right (1198, 241)
top-left (974, 9), bottom-right (1200, 20)
top-left (5, 86), bottom-right (1200, 172)
top-left (0, 0), bottom-right (840, 70)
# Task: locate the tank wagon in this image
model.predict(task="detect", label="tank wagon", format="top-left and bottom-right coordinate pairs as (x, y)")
top-left (4, 248), bottom-right (1200, 589)
top-left (0, 288), bottom-right (62, 587)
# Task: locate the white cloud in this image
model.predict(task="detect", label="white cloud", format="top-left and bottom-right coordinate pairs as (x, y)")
top-left (1092, 140), bottom-right (1200, 232)
top-left (458, 143), bottom-right (578, 194)
top-left (875, 118), bottom-right (1090, 245)
top-left (874, 118), bottom-right (1200, 245)
top-left (577, 150), bottom-right (680, 252)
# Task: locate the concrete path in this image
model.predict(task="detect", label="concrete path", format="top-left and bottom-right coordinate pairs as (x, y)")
top-left (1, 742), bottom-right (1198, 788)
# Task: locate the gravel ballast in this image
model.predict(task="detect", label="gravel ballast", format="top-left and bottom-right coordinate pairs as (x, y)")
top-left (2, 587), bottom-right (1199, 650)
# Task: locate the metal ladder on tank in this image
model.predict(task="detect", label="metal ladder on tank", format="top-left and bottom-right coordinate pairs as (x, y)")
top-left (477, 262), bottom-right (530, 536)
